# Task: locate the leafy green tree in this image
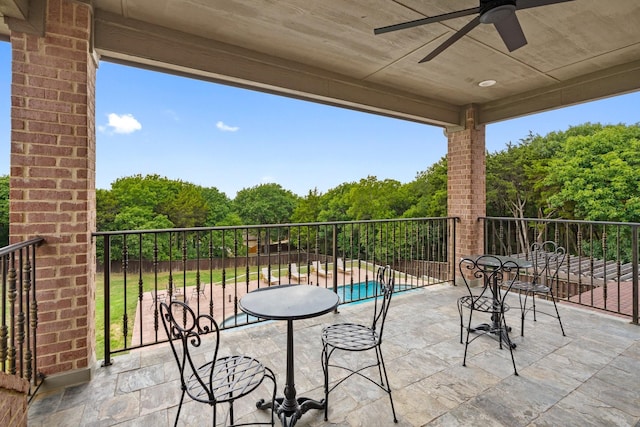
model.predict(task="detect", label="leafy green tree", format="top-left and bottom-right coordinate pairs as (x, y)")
top-left (111, 206), bottom-right (172, 234)
top-left (346, 176), bottom-right (408, 220)
top-left (544, 123), bottom-right (640, 222)
top-left (217, 211), bottom-right (243, 226)
top-left (233, 183), bottom-right (299, 225)
top-left (403, 157), bottom-right (447, 218)
top-left (325, 176), bottom-right (410, 261)
top-left (201, 187), bottom-right (232, 226)
top-left (233, 183), bottom-right (299, 254)
top-left (108, 206), bottom-right (175, 260)
top-left (110, 174), bottom-right (182, 214)
top-left (533, 123), bottom-right (606, 217)
top-left (291, 188), bottom-right (323, 223)
top-left (317, 182), bottom-right (355, 222)
top-left (160, 184), bottom-right (208, 228)
top-left (96, 188), bottom-right (119, 232)
top-left (487, 140), bottom-right (536, 218)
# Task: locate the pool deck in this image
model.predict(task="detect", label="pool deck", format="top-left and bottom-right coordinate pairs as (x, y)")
top-left (132, 266), bottom-right (435, 346)
top-left (29, 283), bottom-right (640, 426)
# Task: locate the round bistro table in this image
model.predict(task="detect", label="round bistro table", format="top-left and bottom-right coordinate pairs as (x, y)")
top-left (239, 284), bottom-right (340, 427)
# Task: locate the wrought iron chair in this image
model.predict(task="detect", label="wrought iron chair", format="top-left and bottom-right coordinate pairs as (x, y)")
top-left (190, 283), bottom-right (207, 301)
top-left (166, 282), bottom-right (184, 301)
top-left (160, 300), bottom-right (277, 427)
top-left (458, 255), bottom-right (521, 375)
top-left (512, 241), bottom-right (567, 336)
top-left (321, 265), bottom-right (397, 423)
top-left (150, 290), bottom-right (166, 310)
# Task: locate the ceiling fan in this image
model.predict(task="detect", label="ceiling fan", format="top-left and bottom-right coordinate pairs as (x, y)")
top-left (374, 0), bottom-right (574, 63)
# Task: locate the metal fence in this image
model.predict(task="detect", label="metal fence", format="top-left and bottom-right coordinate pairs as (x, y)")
top-left (4, 215), bottom-right (639, 382)
top-left (0, 237), bottom-right (45, 394)
top-left (94, 218), bottom-right (457, 364)
top-left (480, 217), bottom-right (639, 324)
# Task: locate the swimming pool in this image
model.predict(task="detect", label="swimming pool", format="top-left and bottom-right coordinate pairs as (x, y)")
top-left (336, 281), bottom-right (415, 304)
top-left (221, 312), bottom-right (258, 328)
top-left (221, 281), bottom-right (413, 328)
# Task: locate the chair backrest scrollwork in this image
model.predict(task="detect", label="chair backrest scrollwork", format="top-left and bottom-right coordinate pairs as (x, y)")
top-left (372, 265), bottom-right (395, 340)
top-left (459, 255), bottom-right (520, 303)
top-left (160, 300), bottom-right (220, 402)
top-left (530, 241), bottom-right (567, 287)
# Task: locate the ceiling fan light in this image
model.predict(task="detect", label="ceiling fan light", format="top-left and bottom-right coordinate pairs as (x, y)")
top-left (480, 4), bottom-right (516, 24)
top-left (478, 79), bottom-right (497, 87)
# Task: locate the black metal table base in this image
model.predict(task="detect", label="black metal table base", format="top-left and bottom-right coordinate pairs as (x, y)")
top-left (240, 289), bottom-right (339, 427)
top-left (470, 322), bottom-right (516, 349)
top-left (257, 396), bottom-right (325, 427)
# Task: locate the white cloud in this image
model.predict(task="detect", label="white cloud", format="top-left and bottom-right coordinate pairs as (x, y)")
top-left (164, 109), bottom-right (180, 122)
top-left (105, 113), bottom-right (142, 134)
top-left (216, 121), bottom-right (239, 132)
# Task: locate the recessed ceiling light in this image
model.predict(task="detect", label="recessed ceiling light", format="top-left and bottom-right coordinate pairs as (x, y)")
top-left (478, 79), bottom-right (497, 87)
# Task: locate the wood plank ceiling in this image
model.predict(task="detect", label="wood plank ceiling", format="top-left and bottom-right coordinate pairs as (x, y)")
top-left (2, 0), bottom-right (640, 128)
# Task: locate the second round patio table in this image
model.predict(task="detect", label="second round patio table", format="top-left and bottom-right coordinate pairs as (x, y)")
top-left (239, 284), bottom-right (340, 427)
top-left (467, 254), bottom-right (533, 348)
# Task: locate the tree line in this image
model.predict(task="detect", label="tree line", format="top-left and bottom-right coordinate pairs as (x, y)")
top-left (98, 122), bottom-right (640, 231)
top-left (0, 122), bottom-right (638, 248)
top-left (486, 122), bottom-right (640, 223)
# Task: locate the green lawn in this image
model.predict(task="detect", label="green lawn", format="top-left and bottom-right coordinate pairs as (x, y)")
top-left (95, 268), bottom-right (255, 360)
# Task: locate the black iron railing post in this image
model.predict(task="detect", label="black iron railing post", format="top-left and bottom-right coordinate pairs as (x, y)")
top-left (0, 237), bottom-right (44, 394)
top-left (452, 217), bottom-right (458, 285)
top-left (8, 252), bottom-right (16, 375)
top-left (102, 235), bottom-right (112, 366)
top-left (632, 226), bottom-right (638, 325)
top-left (480, 216), bottom-right (640, 322)
top-left (91, 218), bottom-right (459, 358)
top-left (332, 223), bottom-right (338, 294)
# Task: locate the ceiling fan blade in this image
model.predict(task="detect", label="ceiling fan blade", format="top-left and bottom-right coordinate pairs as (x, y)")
top-left (516, 0), bottom-right (574, 11)
top-left (494, 12), bottom-right (527, 51)
top-left (419, 15), bottom-right (481, 63)
top-left (374, 7), bottom-right (479, 35)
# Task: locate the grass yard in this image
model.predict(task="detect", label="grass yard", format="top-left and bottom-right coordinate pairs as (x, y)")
top-left (95, 268), bottom-right (255, 360)
top-left (94, 262), bottom-right (351, 360)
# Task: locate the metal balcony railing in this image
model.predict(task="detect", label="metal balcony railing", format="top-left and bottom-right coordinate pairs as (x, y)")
top-left (480, 217), bottom-right (639, 325)
top-left (4, 216), bottom-right (639, 385)
top-left (93, 218), bottom-right (457, 364)
top-left (0, 237), bottom-right (45, 395)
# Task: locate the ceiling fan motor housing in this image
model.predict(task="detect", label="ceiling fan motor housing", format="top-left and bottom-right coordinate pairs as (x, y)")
top-left (480, 0), bottom-right (517, 24)
top-left (374, 0), bottom-right (573, 62)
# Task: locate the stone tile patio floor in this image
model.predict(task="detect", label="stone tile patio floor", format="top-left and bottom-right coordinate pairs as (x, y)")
top-left (29, 283), bottom-right (640, 426)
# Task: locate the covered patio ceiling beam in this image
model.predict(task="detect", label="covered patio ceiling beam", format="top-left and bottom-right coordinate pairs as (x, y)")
top-left (479, 60), bottom-right (640, 124)
top-left (93, 10), bottom-right (461, 128)
top-left (1, 0), bottom-right (45, 35)
top-left (0, 0), bottom-right (29, 20)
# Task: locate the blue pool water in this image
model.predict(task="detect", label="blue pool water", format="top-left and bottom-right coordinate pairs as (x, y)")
top-left (336, 281), bottom-right (414, 304)
top-left (221, 281), bottom-right (413, 328)
top-left (337, 280), bottom-right (386, 303)
top-left (221, 312), bottom-right (258, 328)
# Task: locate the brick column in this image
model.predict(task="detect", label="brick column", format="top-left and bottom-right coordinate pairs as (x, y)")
top-left (0, 372), bottom-right (29, 427)
top-left (9, 0), bottom-right (96, 380)
top-left (447, 105), bottom-right (486, 259)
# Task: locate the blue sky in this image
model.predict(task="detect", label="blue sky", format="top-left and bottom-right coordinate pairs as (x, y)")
top-left (1, 42), bottom-right (639, 198)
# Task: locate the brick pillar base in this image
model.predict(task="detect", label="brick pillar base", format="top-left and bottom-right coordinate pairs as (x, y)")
top-left (0, 372), bottom-right (29, 427)
top-left (9, 0), bottom-right (97, 380)
top-left (447, 105), bottom-right (486, 262)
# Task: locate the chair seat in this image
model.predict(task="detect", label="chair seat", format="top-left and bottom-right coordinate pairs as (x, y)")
top-left (322, 322), bottom-right (379, 351)
top-left (321, 266), bottom-right (397, 423)
top-left (511, 280), bottom-right (550, 293)
top-left (187, 355), bottom-right (266, 404)
top-left (458, 295), bottom-right (510, 314)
